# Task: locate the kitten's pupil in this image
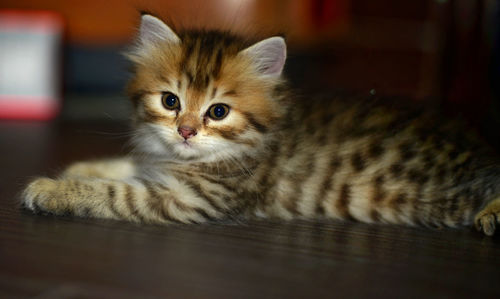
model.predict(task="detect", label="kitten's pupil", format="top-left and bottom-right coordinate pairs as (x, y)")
top-left (213, 106), bottom-right (225, 118)
top-left (166, 96), bottom-right (176, 106)
top-left (208, 104), bottom-right (229, 120)
top-left (162, 92), bottom-right (180, 110)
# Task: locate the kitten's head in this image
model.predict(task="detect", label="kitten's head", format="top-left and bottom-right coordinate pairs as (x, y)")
top-left (126, 14), bottom-right (288, 163)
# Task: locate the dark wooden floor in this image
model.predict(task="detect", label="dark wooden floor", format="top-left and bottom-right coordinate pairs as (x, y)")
top-left (1, 121), bottom-right (500, 299)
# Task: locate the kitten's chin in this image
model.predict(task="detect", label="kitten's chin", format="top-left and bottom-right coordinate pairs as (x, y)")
top-left (171, 141), bottom-right (241, 163)
top-left (172, 141), bottom-right (204, 160)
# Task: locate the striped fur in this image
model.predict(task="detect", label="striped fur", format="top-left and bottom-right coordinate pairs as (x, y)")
top-left (21, 14), bottom-right (500, 236)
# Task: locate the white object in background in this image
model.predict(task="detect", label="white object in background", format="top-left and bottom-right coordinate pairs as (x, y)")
top-left (0, 10), bottom-right (63, 120)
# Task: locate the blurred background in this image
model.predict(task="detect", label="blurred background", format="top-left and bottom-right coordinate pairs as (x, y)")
top-left (0, 0), bottom-right (499, 146)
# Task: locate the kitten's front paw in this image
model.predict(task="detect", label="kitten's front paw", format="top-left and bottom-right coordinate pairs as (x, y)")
top-left (22, 178), bottom-right (68, 215)
top-left (474, 198), bottom-right (500, 236)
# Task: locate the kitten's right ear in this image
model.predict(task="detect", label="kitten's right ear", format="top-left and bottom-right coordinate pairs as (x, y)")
top-left (138, 14), bottom-right (180, 45)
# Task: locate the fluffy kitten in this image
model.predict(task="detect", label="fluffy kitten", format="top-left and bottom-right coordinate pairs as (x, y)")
top-left (22, 14), bottom-right (500, 236)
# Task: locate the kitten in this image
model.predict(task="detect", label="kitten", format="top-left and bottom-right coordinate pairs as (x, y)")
top-left (22, 14), bottom-right (500, 236)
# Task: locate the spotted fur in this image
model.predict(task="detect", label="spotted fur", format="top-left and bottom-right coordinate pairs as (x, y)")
top-left (22, 14), bottom-right (500, 236)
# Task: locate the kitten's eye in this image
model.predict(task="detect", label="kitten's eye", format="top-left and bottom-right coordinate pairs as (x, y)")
top-left (207, 104), bottom-right (230, 120)
top-left (161, 92), bottom-right (180, 110)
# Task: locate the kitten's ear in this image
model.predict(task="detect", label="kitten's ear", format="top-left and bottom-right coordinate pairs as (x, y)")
top-left (241, 36), bottom-right (287, 77)
top-left (138, 14), bottom-right (180, 45)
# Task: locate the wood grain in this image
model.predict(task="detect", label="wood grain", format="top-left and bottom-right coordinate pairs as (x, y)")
top-left (1, 121), bottom-right (499, 298)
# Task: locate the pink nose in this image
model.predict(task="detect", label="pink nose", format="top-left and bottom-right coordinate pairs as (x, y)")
top-left (178, 126), bottom-right (197, 140)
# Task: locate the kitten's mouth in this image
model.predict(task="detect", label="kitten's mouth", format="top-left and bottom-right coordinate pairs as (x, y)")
top-left (175, 140), bottom-right (202, 160)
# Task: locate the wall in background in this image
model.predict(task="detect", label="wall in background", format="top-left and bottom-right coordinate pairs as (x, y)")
top-left (0, 0), bottom-right (349, 45)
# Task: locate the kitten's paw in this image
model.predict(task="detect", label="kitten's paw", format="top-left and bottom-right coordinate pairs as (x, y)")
top-left (22, 178), bottom-right (68, 215)
top-left (474, 198), bottom-right (500, 236)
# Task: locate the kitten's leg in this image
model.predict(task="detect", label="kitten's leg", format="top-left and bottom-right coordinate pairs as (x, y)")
top-left (21, 176), bottom-right (223, 224)
top-left (63, 157), bottom-right (135, 180)
top-left (474, 198), bottom-right (500, 236)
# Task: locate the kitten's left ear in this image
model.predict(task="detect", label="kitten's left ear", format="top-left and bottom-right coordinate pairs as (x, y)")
top-left (138, 14), bottom-right (180, 45)
top-left (241, 36), bottom-right (287, 77)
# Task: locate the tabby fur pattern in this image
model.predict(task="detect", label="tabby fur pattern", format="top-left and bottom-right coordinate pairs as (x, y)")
top-left (22, 14), bottom-right (500, 236)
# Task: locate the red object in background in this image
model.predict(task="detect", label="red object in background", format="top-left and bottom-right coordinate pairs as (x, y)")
top-left (0, 10), bottom-right (63, 120)
top-left (0, 96), bottom-right (60, 121)
top-left (310, 0), bottom-right (349, 30)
